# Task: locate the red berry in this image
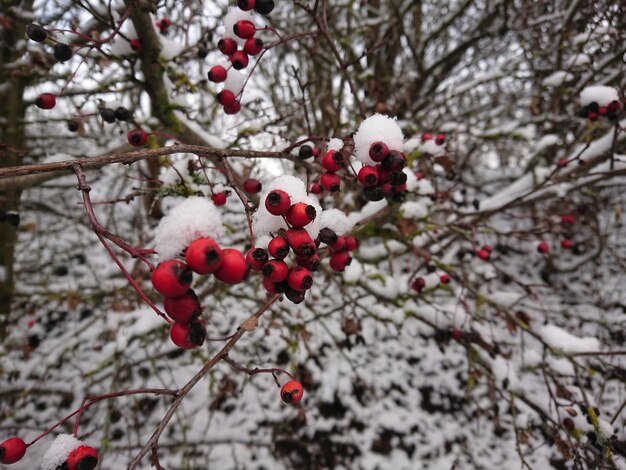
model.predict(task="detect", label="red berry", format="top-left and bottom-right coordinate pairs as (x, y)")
top-left (287, 266), bottom-right (313, 291)
top-left (218, 37), bottom-right (238, 56)
top-left (246, 247), bottom-right (268, 271)
top-left (451, 328), bottom-right (463, 341)
top-left (411, 277), bottom-right (426, 292)
top-left (263, 276), bottom-right (277, 294)
top-left (598, 106), bottom-right (607, 115)
top-left (588, 111), bottom-right (598, 121)
top-left (415, 171), bottom-right (424, 180)
top-left (35, 93), bottom-right (56, 109)
top-left (268, 235), bottom-right (290, 259)
top-left (608, 100), bottom-right (621, 113)
top-left (296, 254), bottom-right (320, 271)
top-left (280, 380), bottom-right (304, 404)
top-left (163, 290), bottom-right (201, 324)
top-left (309, 183), bottom-right (323, 194)
top-left (233, 20), bottom-right (256, 39)
top-left (557, 158), bottom-right (568, 167)
top-left (262, 259), bottom-right (289, 282)
top-left (185, 238), bottom-right (223, 274)
top-left (128, 129), bottom-right (148, 146)
top-left (435, 133), bottom-right (445, 145)
top-left (476, 249), bottom-right (490, 261)
top-left (230, 50), bottom-right (249, 69)
top-left (440, 274), bottom-right (451, 284)
top-left (67, 445), bottom-right (98, 470)
top-left (393, 183), bottom-right (407, 193)
top-left (130, 38), bottom-right (142, 52)
top-left (329, 251), bottom-right (351, 271)
top-left (217, 89), bottom-right (236, 107)
top-left (376, 165), bottom-right (392, 184)
top-left (237, 0), bottom-right (256, 10)
top-left (212, 191), bottom-right (228, 205)
top-left (243, 37), bottom-right (263, 55)
top-left (208, 65), bottom-right (228, 83)
top-left (358, 165), bottom-right (379, 187)
top-left (214, 248), bottom-right (248, 284)
top-left (537, 242), bottom-right (549, 254)
top-left (344, 235), bottom-right (358, 251)
top-left (561, 239), bottom-right (574, 249)
top-left (330, 236), bottom-right (346, 252)
top-left (243, 178), bottom-right (262, 193)
top-left (560, 214), bottom-right (575, 225)
top-left (483, 244), bottom-right (493, 252)
top-left (381, 150), bottom-right (406, 172)
top-left (320, 172), bottom-right (341, 192)
top-left (321, 150), bottom-right (344, 172)
top-left (170, 320), bottom-right (206, 349)
top-left (285, 228), bottom-right (316, 257)
top-left (369, 141), bottom-right (389, 162)
top-left (265, 189), bottom-right (291, 215)
top-left (421, 132), bottom-right (432, 142)
top-left (152, 260), bottom-right (193, 297)
top-left (0, 437), bottom-right (26, 465)
top-left (223, 100), bottom-right (241, 114)
top-left (286, 202), bottom-right (316, 228)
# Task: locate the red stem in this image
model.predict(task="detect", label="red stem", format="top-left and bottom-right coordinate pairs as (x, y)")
top-left (73, 166), bottom-right (168, 322)
top-left (27, 388), bottom-right (177, 447)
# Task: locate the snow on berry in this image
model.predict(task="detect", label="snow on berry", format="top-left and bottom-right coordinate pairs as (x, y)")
top-left (353, 114), bottom-right (404, 165)
top-left (154, 196), bottom-right (224, 260)
top-left (579, 85), bottom-right (619, 106)
top-left (319, 208), bottom-right (354, 235)
top-left (41, 434), bottom-right (82, 470)
top-left (223, 8), bottom-right (259, 45)
top-left (326, 137), bottom-right (344, 152)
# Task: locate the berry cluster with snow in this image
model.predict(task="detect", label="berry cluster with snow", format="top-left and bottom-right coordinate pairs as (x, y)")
top-left (3, 0), bottom-right (626, 469)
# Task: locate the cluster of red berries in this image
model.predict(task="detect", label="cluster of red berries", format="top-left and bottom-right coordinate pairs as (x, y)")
top-left (302, 141), bottom-right (408, 202)
top-left (536, 213), bottom-right (577, 253)
top-left (151, 239), bottom-right (248, 349)
top-left (579, 100), bottom-right (621, 121)
top-left (208, 0), bottom-right (275, 114)
top-left (356, 142), bottom-right (408, 202)
top-left (247, 190), bottom-right (357, 303)
top-left (0, 437), bottom-right (98, 469)
top-left (26, 24), bottom-right (74, 110)
top-left (209, 178), bottom-right (262, 206)
top-left (476, 244), bottom-right (493, 261)
top-left (411, 266), bottom-right (451, 293)
top-left (421, 132), bottom-right (446, 146)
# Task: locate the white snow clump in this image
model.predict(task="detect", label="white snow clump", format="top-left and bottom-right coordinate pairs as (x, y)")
top-left (41, 434), bottom-right (82, 470)
top-left (354, 114), bottom-right (404, 165)
top-left (580, 85), bottom-right (619, 106)
top-left (155, 196), bottom-right (224, 259)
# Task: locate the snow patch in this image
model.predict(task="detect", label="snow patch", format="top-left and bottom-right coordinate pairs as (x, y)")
top-left (41, 434), bottom-right (82, 470)
top-left (354, 114), bottom-right (404, 165)
top-left (154, 196), bottom-right (224, 259)
top-left (580, 85), bottom-right (619, 106)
